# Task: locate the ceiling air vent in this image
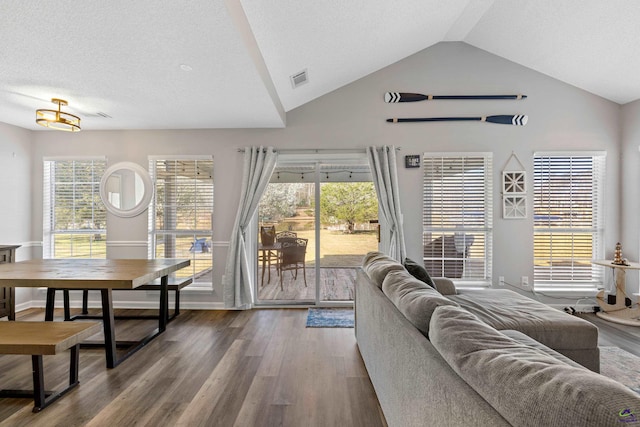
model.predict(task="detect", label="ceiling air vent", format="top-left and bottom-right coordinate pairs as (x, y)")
top-left (290, 69), bottom-right (309, 89)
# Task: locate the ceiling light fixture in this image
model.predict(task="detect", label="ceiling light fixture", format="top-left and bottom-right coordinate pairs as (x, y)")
top-left (35, 98), bottom-right (81, 132)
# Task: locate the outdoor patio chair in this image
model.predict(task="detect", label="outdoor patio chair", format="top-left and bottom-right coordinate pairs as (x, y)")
top-left (189, 238), bottom-right (211, 253)
top-left (279, 238), bottom-right (308, 290)
top-left (276, 231), bottom-right (297, 242)
top-left (259, 226), bottom-right (278, 286)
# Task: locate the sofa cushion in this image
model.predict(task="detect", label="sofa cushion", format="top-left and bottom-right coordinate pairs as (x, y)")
top-left (431, 277), bottom-right (457, 295)
top-left (429, 305), bottom-right (640, 427)
top-left (449, 289), bottom-right (598, 352)
top-left (362, 251), bottom-right (405, 288)
top-left (501, 330), bottom-right (585, 369)
top-left (381, 270), bottom-right (458, 336)
top-left (403, 257), bottom-right (435, 288)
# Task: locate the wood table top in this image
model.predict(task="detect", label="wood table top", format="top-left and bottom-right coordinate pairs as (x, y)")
top-left (0, 321), bottom-right (102, 355)
top-left (592, 259), bottom-right (640, 270)
top-left (0, 258), bottom-right (190, 289)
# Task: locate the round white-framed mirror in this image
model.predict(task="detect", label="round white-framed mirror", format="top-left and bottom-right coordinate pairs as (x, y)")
top-left (100, 161), bottom-right (154, 218)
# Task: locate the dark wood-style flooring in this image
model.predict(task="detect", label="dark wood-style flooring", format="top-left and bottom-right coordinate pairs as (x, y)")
top-left (579, 313), bottom-right (640, 357)
top-left (1, 309), bottom-right (639, 426)
top-left (0, 308), bottom-right (385, 427)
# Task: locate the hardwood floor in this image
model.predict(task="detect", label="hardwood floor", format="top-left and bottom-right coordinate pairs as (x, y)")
top-left (0, 308), bottom-right (386, 427)
top-left (579, 313), bottom-right (640, 357)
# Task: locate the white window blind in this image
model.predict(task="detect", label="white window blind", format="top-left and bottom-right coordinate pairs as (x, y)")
top-left (423, 153), bottom-right (493, 285)
top-left (533, 153), bottom-right (605, 288)
top-left (148, 157), bottom-right (214, 288)
top-left (43, 159), bottom-right (107, 259)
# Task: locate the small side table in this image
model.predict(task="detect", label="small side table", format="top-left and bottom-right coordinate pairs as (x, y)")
top-left (0, 245), bottom-right (20, 320)
top-left (592, 259), bottom-right (640, 326)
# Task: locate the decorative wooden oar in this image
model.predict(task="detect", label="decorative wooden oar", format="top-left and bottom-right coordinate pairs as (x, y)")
top-left (384, 92), bottom-right (527, 103)
top-left (386, 114), bottom-right (528, 126)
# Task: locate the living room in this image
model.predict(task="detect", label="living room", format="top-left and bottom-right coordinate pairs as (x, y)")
top-left (2, 1), bottom-right (640, 425)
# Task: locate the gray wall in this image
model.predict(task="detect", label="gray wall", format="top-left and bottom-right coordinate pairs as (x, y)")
top-left (621, 99), bottom-right (640, 292)
top-left (0, 122), bottom-right (34, 309)
top-left (2, 42), bottom-right (627, 309)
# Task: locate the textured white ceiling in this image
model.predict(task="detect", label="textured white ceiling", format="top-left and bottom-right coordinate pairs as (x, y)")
top-left (0, 0), bottom-right (638, 131)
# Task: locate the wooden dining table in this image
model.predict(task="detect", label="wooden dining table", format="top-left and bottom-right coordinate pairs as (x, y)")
top-left (0, 258), bottom-right (190, 368)
top-left (258, 242), bottom-right (282, 286)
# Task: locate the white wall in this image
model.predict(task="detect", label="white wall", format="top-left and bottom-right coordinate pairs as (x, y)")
top-left (0, 121), bottom-right (34, 309)
top-left (24, 42), bottom-right (623, 308)
top-left (621, 99), bottom-right (640, 293)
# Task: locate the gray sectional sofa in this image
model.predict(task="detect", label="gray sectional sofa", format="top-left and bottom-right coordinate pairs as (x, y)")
top-left (356, 252), bottom-right (640, 427)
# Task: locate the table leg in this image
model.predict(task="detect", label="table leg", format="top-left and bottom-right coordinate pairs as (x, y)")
top-left (45, 289), bottom-right (55, 321)
top-left (8, 288), bottom-right (15, 321)
top-left (159, 275), bottom-right (168, 332)
top-left (100, 289), bottom-right (117, 369)
top-left (261, 250), bottom-right (266, 287)
top-left (63, 290), bottom-right (71, 321)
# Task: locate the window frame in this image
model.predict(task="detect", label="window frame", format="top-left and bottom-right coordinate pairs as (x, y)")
top-left (422, 152), bottom-right (493, 287)
top-left (533, 151), bottom-right (606, 290)
top-left (148, 155), bottom-right (214, 290)
top-left (43, 157), bottom-right (107, 259)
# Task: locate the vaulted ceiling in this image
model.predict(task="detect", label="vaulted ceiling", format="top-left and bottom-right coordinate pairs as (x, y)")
top-left (1, 0), bottom-right (638, 131)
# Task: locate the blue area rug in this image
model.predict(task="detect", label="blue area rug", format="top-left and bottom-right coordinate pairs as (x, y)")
top-left (306, 308), bottom-right (354, 328)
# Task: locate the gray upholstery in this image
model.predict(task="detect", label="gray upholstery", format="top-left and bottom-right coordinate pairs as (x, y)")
top-left (361, 251), bottom-right (405, 288)
top-left (355, 252), bottom-right (613, 426)
top-left (430, 305), bottom-right (640, 427)
top-left (449, 289), bottom-right (600, 372)
top-left (432, 277), bottom-right (457, 295)
top-left (501, 330), bottom-right (585, 369)
top-left (381, 270), bottom-right (459, 336)
top-left (355, 269), bottom-right (510, 427)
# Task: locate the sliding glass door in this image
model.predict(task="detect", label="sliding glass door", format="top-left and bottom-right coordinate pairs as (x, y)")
top-left (255, 154), bottom-right (378, 306)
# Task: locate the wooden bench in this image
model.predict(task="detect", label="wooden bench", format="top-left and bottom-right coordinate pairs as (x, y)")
top-left (60, 276), bottom-right (193, 323)
top-left (0, 321), bottom-right (100, 412)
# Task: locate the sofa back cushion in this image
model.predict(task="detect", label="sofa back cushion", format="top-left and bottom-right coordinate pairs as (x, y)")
top-left (362, 251), bottom-right (405, 288)
top-left (429, 305), bottom-right (640, 427)
top-left (381, 270), bottom-right (458, 336)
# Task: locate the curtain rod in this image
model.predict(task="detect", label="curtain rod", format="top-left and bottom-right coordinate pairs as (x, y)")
top-left (237, 147), bottom-right (401, 153)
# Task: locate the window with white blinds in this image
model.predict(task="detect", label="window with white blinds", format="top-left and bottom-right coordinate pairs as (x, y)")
top-left (533, 153), bottom-right (605, 288)
top-left (148, 157), bottom-right (214, 288)
top-left (423, 153), bottom-right (493, 285)
top-left (43, 158), bottom-right (107, 259)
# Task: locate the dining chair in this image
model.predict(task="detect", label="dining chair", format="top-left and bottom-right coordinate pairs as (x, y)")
top-left (279, 238), bottom-right (308, 290)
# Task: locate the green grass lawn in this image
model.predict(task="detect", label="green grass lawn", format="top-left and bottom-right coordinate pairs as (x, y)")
top-left (54, 228), bottom-right (377, 269)
top-left (292, 229), bottom-right (377, 267)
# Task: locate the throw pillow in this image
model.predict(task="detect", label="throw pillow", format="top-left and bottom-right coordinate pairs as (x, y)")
top-left (403, 257), bottom-right (436, 288)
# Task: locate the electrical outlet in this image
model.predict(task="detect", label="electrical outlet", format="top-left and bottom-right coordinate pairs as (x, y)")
top-left (521, 276), bottom-right (529, 288)
top-left (499, 276), bottom-right (505, 286)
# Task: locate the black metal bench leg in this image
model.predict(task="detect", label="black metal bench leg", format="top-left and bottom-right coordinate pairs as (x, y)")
top-left (174, 289), bottom-right (180, 317)
top-left (31, 355), bottom-right (46, 411)
top-left (69, 344), bottom-right (79, 385)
